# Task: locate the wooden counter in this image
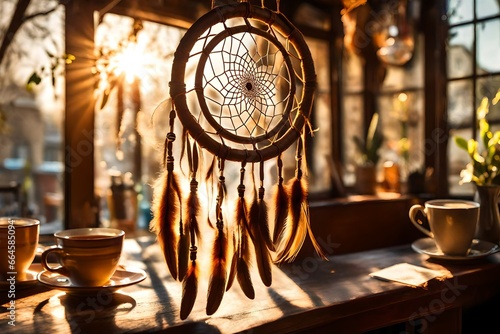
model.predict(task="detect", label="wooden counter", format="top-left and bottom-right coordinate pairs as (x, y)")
top-left (2, 236), bottom-right (500, 333)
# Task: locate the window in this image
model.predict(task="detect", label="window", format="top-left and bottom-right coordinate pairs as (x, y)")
top-left (340, 0), bottom-right (424, 194)
top-left (93, 14), bottom-right (187, 231)
top-left (0, 1), bottom-right (65, 234)
top-left (447, 0), bottom-right (500, 195)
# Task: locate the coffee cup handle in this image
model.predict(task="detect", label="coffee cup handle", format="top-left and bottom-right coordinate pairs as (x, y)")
top-left (41, 246), bottom-right (69, 277)
top-left (409, 204), bottom-right (434, 238)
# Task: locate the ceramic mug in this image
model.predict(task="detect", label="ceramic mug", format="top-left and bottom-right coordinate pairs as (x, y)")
top-left (0, 217), bottom-right (40, 281)
top-left (41, 227), bottom-right (125, 286)
top-left (409, 199), bottom-right (480, 256)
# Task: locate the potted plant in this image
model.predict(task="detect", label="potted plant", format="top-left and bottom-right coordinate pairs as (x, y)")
top-left (454, 89), bottom-right (500, 244)
top-left (353, 112), bottom-right (384, 194)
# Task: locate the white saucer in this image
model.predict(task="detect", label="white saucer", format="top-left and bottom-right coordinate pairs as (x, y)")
top-left (412, 238), bottom-right (500, 261)
top-left (0, 263), bottom-right (43, 290)
top-left (37, 266), bottom-right (147, 295)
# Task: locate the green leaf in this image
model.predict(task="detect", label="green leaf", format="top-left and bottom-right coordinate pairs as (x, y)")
top-left (454, 136), bottom-right (468, 151)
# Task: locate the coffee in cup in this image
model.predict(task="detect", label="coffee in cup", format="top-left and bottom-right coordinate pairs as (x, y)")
top-left (409, 199), bottom-right (480, 256)
top-left (0, 217), bottom-right (40, 281)
top-left (41, 227), bottom-right (125, 286)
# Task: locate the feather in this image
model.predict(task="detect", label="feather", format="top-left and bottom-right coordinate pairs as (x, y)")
top-left (206, 227), bottom-right (228, 315)
top-left (227, 198), bottom-right (255, 298)
top-left (272, 183), bottom-right (289, 246)
top-left (150, 169), bottom-right (181, 280)
top-left (226, 246), bottom-right (238, 291)
top-left (305, 205), bottom-right (328, 261)
top-left (177, 225), bottom-right (189, 281)
top-left (275, 177), bottom-right (327, 263)
top-left (258, 193), bottom-right (275, 252)
top-left (185, 188), bottom-right (201, 241)
top-left (236, 230), bottom-right (255, 299)
top-left (248, 196), bottom-right (272, 287)
top-left (275, 177), bottom-right (305, 263)
top-left (180, 261), bottom-right (198, 320)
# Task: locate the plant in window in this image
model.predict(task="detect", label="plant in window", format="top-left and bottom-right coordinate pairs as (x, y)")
top-left (352, 112), bottom-right (383, 195)
top-left (454, 90), bottom-right (500, 186)
top-left (454, 89), bottom-right (500, 245)
top-left (353, 112), bottom-right (384, 167)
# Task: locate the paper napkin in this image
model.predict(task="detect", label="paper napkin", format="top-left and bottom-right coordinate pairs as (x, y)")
top-left (369, 263), bottom-right (453, 288)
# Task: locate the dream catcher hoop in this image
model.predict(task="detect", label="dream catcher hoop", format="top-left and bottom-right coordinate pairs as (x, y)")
top-left (151, 0), bottom-right (326, 320)
top-left (170, 2), bottom-right (315, 162)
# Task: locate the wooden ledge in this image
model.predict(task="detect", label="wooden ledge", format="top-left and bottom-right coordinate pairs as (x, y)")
top-left (3, 238), bottom-right (500, 333)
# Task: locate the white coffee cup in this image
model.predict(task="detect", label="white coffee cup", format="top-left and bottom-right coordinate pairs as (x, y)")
top-left (0, 217), bottom-right (40, 281)
top-left (409, 199), bottom-right (480, 256)
top-left (41, 227), bottom-right (124, 286)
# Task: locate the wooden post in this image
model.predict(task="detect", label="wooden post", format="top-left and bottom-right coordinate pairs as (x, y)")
top-left (64, 0), bottom-right (97, 228)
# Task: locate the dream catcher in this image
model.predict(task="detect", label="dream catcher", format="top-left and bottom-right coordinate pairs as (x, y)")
top-left (150, 0), bottom-right (327, 319)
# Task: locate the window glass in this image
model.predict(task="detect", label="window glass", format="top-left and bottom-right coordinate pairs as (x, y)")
top-left (448, 128), bottom-right (474, 195)
top-left (447, 25), bottom-right (474, 79)
top-left (448, 0), bottom-right (474, 25)
top-left (305, 38), bottom-right (332, 193)
top-left (343, 52), bottom-right (364, 92)
top-left (0, 2), bottom-right (65, 234)
top-left (378, 91), bottom-right (424, 178)
top-left (382, 35), bottom-right (425, 91)
top-left (476, 0), bottom-right (500, 19)
top-left (476, 18), bottom-right (500, 73)
top-left (94, 14), bottom-right (185, 229)
top-left (341, 94), bottom-right (364, 186)
top-left (477, 76), bottom-right (500, 122)
top-left (447, 79), bottom-right (474, 128)
top-left (341, 52), bottom-right (364, 187)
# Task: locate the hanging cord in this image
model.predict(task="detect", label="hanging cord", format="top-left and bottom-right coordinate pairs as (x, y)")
top-left (179, 140), bottom-right (200, 319)
top-left (272, 154), bottom-right (289, 246)
top-left (206, 158), bottom-right (228, 316)
top-left (150, 102), bottom-right (182, 282)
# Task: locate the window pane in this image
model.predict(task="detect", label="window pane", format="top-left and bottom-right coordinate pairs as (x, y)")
top-left (94, 14), bottom-right (185, 229)
top-left (447, 25), bottom-right (474, 79)
top-left (477, 76), bottom-right (500, 122)
top-left (0, 3), bottom-right (64, 233)
top-left (342, 94), bottom-right (363, 186)
top-left (448, 128), bottom-right (474, 195)
top-left (448, 0), bottom-right (473, 25)
top-left (448, 80), bottom-right (474, 128)
top-left (476, 0), bottom-right (500, 19)
top-left (382, 35), bottom-right (424, 91)
top-left (306, 38), bottom-right (332, 193)
top-left (343, 52), bottom-right (363, 93)
top-left (378, 91), bottom-right (425, 177)
top-left (477, 19), bottom-right (500, 73)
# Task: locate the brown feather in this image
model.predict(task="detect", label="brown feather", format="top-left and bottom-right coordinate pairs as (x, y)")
top-left (206, 227), bottom-right (228, 315)
top-left (275, 177), bottom-right (327, 262)
top-left (236, 230), bottom-right (255, 299)
top-left (185, 190), bottom-right (201, 241)
top-left (258, 196), bottom-right (275, 252)
top-left (226, 247), bottom-right (238, 291)
top-left (150, 169), bottom-right (180, 280)
top-left (248, 197), bottom-right (272, 287)
top-left (275, 177), bottom-right (304, 263)
top-left (180, 261), bottom-right (198, 320)
top-left (272, 183), bottom-right (289, 246)
top-left (177, 226), bottom-right (189, 281)
top-left (305, 204), bottom-right (329, 260)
